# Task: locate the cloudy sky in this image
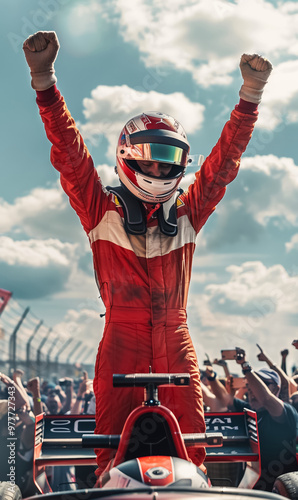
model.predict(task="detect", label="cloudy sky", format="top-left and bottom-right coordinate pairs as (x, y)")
top-left (1, 0), bottom-right (298, 373)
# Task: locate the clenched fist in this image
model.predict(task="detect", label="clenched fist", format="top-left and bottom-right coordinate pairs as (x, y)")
top-left (239, 53), bottom-right (273, 104)
top-left (23, 31), bottom-right (60, 90)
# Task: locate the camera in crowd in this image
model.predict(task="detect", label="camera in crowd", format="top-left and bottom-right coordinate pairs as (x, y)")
top-left (58, 378), bottom-right (72, 388)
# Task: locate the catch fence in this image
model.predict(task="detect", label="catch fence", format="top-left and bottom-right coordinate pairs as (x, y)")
top-left (0, 291), bottom-right (94, 381)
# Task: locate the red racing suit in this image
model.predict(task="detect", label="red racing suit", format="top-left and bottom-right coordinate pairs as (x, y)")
top-left (36, 86), bottom-right (258, 474)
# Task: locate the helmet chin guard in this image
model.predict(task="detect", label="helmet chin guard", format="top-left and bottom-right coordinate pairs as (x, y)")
top-left (116, 112), bottom-right (190, 204)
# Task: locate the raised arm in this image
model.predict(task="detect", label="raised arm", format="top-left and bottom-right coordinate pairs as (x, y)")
top-left (27, 377), bottom-right (43, 416)
top-left (184, 54), bottom-right (273, 233)
top-left (204, 366), bottom-right (233, 410)
top-left (23, 31), bottom-right (109, 234)
top-left (236, 348), bottom-right (284, 418)
top-left (256, 344), bottom-right (295, 401)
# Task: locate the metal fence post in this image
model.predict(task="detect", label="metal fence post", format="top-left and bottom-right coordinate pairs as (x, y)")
top-left (36, 327), bottom-right (53, 376)
top-left (81, 347), bottom-right (94, 364)
top-left (66, 340), bottom-right (82, 365)
top-left (45, 335), bottom-right (59, 378)
top-left (71, 344), bottom-right (87, 364)
top-left (26, 319), bottom-right (43, 378)
top-left (54, 338), bottom-right (73, 375)
top-left (9, 306), bottom-right (30, 374)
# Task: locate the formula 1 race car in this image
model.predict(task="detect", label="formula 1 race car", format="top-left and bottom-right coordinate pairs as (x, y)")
top-left (0, 373), bottom-right (289, 500)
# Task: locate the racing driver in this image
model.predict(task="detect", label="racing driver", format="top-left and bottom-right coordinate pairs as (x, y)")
top-left (23, 31), bottom-right (272, 477)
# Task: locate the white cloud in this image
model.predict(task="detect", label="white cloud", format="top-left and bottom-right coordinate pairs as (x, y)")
top-left (58, 0), bottom-right (112, 56)
top-left (54, 307), bottom-right (102, 351)
top-left (0, 237), bottom-right (78, 299)
top-left (0, 184), bottom-right (83, 242)
top-left (263, 60), bottom-right (298, 106)
top-left (96, 163), bottom-right (118, 187)
top-left (206, 261), bottom-right (298, 314)
top-left (0, 237), bottom-right (76, 268)
top-left (107, 0), bottom-right (298, 86)
top-left (79, 85), bottom-right (205, 160)
top-left (0, 185), bottom-right (66, 233)
top-left (203, 154), bottom-right (298, 249)
top-left (66, 1), bottom-right (102, 36)
top-left (286, 233), bottom-right (298, 253)
top-left (240, 155), bottom-right (298, 227)
top-left (93, 0), bottom-right (298, 130)
top-left (187, 260), bottom-right (298, 365)
top-left (257, 59), bottom-right (298, 129)
top-left (59, 0), bottom-right (298, 139)
top-left (0, 172), bottom-right (116, 240)
top-left (191, 272), bottom-right (218, 283)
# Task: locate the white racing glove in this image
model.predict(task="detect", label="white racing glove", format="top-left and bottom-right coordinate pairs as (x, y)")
top-left (23, 31), bottom-right (60, 91)
top-left (239, 54), bottom-right (273, 104)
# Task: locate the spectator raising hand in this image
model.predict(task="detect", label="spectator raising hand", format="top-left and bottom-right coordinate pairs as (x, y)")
top-left (13, 369), bottom-right (31, 411)
top-left (280, 348), bottom-right (289, 374)
top-left (27, 377), bottom-right (43, 415)
top-left (225, 375), bottom-right (236, 398)
top-left (0, 372), bottom-right (27, 411)
top-left (256, 344), bottom-right (297, 401)
top-left (71, 372), bottom-right (93, 415)
top-left (213, 357), bottom-right (230, 379)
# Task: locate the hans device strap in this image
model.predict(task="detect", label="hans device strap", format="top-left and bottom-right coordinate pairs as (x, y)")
top-left (107, 185), bottom-right (182, 237)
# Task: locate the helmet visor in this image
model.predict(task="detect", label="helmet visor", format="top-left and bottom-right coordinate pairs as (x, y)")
top-left (130, 142), bottom-right (188, 167)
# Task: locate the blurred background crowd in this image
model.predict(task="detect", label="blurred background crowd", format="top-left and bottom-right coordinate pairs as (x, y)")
top-left (1, 340), bottom-right (298, 495)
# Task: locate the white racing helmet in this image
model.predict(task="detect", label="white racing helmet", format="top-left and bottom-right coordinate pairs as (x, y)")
top-left (116, 112), bottom-right (190, 204)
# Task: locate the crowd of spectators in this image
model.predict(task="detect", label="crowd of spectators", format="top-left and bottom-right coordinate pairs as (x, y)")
top-left (201, 343), bottom-right (298, 491)
top-left (0, 368), bottom-right (96, 495)
top-left (0, 341), bottom-right (298, 495)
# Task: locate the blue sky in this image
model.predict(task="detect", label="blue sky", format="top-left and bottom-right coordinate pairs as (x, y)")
top-left (1, 0), bottom-right (298, 372)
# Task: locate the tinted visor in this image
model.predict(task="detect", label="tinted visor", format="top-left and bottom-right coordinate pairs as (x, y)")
top-left (133, 142), bottom-right (188, 166)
